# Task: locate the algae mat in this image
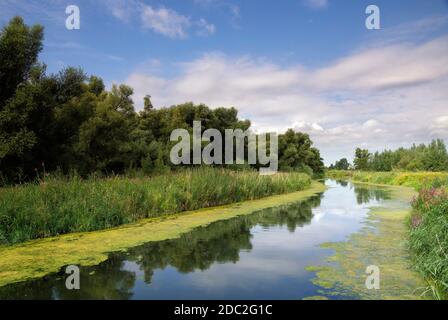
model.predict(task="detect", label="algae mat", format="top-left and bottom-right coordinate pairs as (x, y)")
top-left (0, 182), bottom-right (326, 288)
top-left (306, 184), bottom-right (427, 300)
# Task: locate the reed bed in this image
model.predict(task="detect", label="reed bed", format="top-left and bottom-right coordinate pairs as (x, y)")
top-left (0, 168), bottom-right (311, 244)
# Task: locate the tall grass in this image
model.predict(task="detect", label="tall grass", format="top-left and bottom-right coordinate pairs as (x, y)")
top-left (409, 187), bottom-right (448, 299)
top-left (326, 170), bottom-right (448, 190)
top-left (0, 168), bottom-right (311, 245)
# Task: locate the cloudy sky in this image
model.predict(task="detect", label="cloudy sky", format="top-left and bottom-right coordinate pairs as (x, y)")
top-left (1, 0), bottom-right (448, 164)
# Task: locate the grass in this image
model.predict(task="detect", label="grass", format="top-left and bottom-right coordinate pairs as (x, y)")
top-left (0, 167), bottom-right (311, 245)
top-left (408, 187), bottom-right (448, 299)
top-left (0, 182), bottom-right (326, 288)
top-left (327, 169), bottom-right (448, 299)
top-left (326, 170), bottom-right (448, 190)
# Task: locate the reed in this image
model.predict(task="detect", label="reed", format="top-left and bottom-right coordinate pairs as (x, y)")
top-left (0, 168), bottom-right (311, 245)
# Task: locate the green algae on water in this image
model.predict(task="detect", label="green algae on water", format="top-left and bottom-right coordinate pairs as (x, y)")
top-left (0, 182), bottom-right (326, 288)
top-left (305, 183), bottom-right (428, 300)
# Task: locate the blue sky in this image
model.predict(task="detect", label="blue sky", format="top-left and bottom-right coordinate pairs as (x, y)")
top-left (1, 0), bottom-right (448, 164)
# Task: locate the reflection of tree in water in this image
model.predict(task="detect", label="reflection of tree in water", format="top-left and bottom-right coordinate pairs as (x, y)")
top-left (0, 258), bottom-right (135, 300)
top-left (335, 180), bottom-right (349, 187)
top-left (133, 219), bottom-right (254, 284)
top-left (353, 185), bottom-right (390, 205)
top-left (129, 194), bottom-right (323, 284)
top-left (242, 195), bottom-right (322, 233)
top-left (131, 194), bottom-right (322, 284)
top-left (0, 193), bottom-right (322, 299)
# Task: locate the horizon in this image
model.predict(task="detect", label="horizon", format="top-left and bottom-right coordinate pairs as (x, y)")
top-left (1, 0), bottom-right (448, 165)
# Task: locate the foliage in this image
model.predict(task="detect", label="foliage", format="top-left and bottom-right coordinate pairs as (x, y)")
top-left (278, 129), bottom-right (325, 177)
top-left (326, 170), bottom-right (448, 190)
top-left (0, 181), bottom-right (325, 288)
top-left (347, 140), bottom-right (448, 173)
top-left (0, 17), bottom-right (324, 183)
top-left (0, 168), bottom-right (312, 245)
top-left (0, 16), bottom-right (43, 107)
top-left (409, 186), bottom-right (448, 299)
top-left (329, 158), bottom-right (350, 170)
top-left (354, 148), bottom-right (370, 170)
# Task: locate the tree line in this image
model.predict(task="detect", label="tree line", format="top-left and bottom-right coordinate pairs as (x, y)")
top-left (0, 17), bottom-right (324, 184)
top-left (329, 139), bottom-right (448, 172)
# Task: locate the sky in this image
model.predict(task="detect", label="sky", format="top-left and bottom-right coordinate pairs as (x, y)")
top-left (1, 0), bottom-right (448, 165)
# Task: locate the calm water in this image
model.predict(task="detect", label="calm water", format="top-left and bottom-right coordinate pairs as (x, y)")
top-left (0, 180), bottom-right (393, 300)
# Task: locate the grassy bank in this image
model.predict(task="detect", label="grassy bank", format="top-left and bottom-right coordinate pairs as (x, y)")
top-left (0, 168), bottom-right (311, 245)
top-left (326, 170), bottom-right (448, 190)
top-left (326, 170), bottom-right (448, 299)
top-left (409, 187), bottom-right (448, 299)
top-left (0, 182), bottom-right (325, 287)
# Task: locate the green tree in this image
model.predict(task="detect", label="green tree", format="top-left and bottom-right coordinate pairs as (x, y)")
top-left (75, 85), bottom-right (137, 173)
top-left (278, 129), bottom-right (324, 176)
top-left (334, 158), bottom-right (350, 170)
top-left (0, 16), bottom-right (43, 107)
top-left (422, 139), bottom-right (448, 172)
top-left (0, 16), bottom-right (327, 183)
top-left (354, 148), bottom-right (370, 171)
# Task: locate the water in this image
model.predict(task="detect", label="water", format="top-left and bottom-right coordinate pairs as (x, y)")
top-left (0, 180), bottom-right (394, 300)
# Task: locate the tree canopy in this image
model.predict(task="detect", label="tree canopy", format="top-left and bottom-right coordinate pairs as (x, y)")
top-left (329, 158), bottom-right (350, 170)
top-left (0, 17), bottom-right (325, 184)
top-left (345, 140), bottom-right (448, 172)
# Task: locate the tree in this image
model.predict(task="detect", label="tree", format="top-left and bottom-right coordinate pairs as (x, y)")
top-left (0, 16), bottom-right (328, 183)
top-left (369, 150), bottom-right (395, 171)
top-left (278, 129), bottom-right (324, 176)
top-left (334, 158), bottom-right (350, 170)
top-left (0, 17), bottom-right (43, 107)
top-left (422, 139), bottom-right (448, 172)
top-left (143, 95), bottom-right (153, 111)
top-left (75, 85), bottom-right (137, 173)
top-left (354, 148), bottom-right (370, 171)
top-left (351, 140), bottom-right (448, 173)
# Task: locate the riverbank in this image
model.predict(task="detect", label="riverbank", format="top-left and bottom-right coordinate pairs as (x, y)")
top-left (409, 185), bottom-right (448, 299)
top-left (326, 170), bottom-right (448, 299)
top-left (326, 170), bottom-right (448, 190)
top-left (0, 168), bottom-right (311, 245)
top-left (0, 181), bottom-right (326, 288)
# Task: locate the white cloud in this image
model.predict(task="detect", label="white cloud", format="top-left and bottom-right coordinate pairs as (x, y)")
top-left (368, 15), bottom-right (448, 45)
top-left (100, 0), bottom-right (216, 39)
top-left (141, 5), bottom-right (191, 39)
top-left (363, 119), bottom-right (379, 129)
top-left (430, 116), bottom-right (448, 137)
top-left (303, 0), bottom-right (328, 9)
top-left (125, 73), bottom-right (167, 107)
top-left (124, 35), bottom-right (448, 164)
top-left (309, 36), bottom-right (448, 91)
